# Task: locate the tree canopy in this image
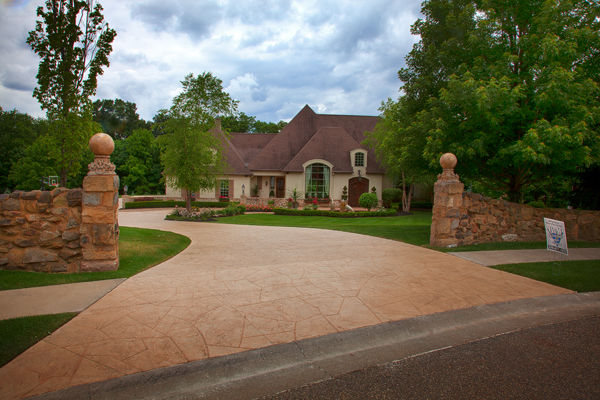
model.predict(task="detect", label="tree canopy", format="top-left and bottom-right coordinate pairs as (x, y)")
top-left (27, 0), bottom-right (116, 187)
top-left (368, 0), bottom-right (600, 204)
top-left (159, 72), bottom-right (238, 210)
top-left (221, 112), bottom-right (288, 133)
top-left (92, 99), bottom-right (150, 139)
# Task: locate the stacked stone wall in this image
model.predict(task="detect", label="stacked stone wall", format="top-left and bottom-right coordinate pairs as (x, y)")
top-left (0, 189), bottom-right (84, 272)
top-left (430, 153), bottom-right (600, 247)
top-left (1, 132), bottom-right (121, 273)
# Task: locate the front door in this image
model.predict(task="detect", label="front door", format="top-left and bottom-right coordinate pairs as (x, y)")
top-left (276, 177), bottom-right (285, 198)
top-left (348, 177), bottom-right (369, 207)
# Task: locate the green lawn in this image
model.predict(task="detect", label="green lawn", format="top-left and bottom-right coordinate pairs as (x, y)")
top-left (214, 211), bottom-right (433, 246)
top-left (0, 313), bottom-right (77, 368)
top-left (0, 227), bottom-right (191, 291)
top-left (491, 260), bottom-right (600, 293)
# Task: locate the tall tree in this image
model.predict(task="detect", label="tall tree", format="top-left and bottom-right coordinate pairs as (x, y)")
top-left (159, 72), bottom-right (238, 211)
top-left (371, 0), bottom-right (600, 203)
top-left (27, 0), bottom-right (116, 187)
top-left (0, 108), bottom-right (39, 193)
top-left (221, 112), bottom-right (256, 133)
top-left (92, 99), bottom-right (149, 139)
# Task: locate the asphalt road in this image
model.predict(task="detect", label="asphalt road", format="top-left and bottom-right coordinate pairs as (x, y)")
top-left (260, 316), bottom-right (600, 400)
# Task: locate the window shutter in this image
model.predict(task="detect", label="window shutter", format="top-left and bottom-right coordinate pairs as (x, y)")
top-left (229, 180), bottom-right (234, 198)
top-left (215, 182), bottom-right (219, 199)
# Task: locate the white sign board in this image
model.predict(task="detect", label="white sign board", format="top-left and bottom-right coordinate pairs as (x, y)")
top-left (544, 218), bottom-right (568, 255)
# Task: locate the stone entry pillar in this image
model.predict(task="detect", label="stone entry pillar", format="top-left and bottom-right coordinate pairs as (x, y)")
top-left (79, 133), bottom-right (120, 272)
top-left (430, 153), bottom-right (464, 247)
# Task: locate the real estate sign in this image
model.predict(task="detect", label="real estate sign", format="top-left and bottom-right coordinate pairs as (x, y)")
top-left (544, 218), bottom-right (568, 255)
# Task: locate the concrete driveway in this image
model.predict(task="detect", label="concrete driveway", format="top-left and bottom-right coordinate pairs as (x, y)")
top-left (0, 209), bottom-right (571, 399)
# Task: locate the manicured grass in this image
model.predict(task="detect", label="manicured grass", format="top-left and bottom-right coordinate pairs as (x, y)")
top-left (0, 227), bottom-right (191, 291)
top-left (214, 211), bottom-right (433, 246)
top-left (0, 313), bottom-right (77, 367)
top-left (491, 260), bottom-right (600, 293)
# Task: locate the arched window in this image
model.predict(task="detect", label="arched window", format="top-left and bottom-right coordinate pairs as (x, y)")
top-left (305, 163), bottom-right (330, 198)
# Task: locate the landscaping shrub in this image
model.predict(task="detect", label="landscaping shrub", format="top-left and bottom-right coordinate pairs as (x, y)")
top-left (217, 204), bottom-right (246, 216)
top-left (359, 192), bottom-right (378, 211)
top-left (274, 208), bottom-right (396, 217)
top-left (125, 200), bottom-right (231, 209)
top-left (382, 188), bottom-right (402, 207)
top-left (166, 206), bottom-right (216, 221)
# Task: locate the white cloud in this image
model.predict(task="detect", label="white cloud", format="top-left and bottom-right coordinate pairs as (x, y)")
top-left (0, 0), bottom-right (423, 122)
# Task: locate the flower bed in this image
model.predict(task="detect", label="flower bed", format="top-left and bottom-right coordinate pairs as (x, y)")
top-left (165, 204), bottom-right (246, 221)
top-left (244, 204), bottom-right (274, 212)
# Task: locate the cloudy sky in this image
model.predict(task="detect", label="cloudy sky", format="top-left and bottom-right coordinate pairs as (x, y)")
top-left (0, 0), bottom-right (423, 123)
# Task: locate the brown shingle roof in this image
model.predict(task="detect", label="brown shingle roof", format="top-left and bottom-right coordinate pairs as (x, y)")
top-left (246, 105), bottom-right (383, 173)
top-left (283, 127), bottom-right (360, 172)
top-left (229, 133), bottom-right (276, 165)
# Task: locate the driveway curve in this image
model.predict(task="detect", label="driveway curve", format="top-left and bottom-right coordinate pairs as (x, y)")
top-left (0, 209), bottom-right (571, 399)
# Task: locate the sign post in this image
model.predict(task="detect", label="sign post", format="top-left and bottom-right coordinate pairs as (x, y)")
top-left (544, 218), bottom-right (568, 275)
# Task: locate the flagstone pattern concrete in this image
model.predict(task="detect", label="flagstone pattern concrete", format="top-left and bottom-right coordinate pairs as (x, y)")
top-left (0, 210), bottom-right (572, 399)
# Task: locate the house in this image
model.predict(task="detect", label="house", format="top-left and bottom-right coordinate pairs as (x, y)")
top-left (166, 105), bottom-right (395, 207)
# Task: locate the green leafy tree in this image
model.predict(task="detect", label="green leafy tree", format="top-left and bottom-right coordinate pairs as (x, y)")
top-left (9, 135), bottom-right (58, 190)
top-left (221, 112), bottom-right (256, 133)
top-left (27, 0), bottom-right (116, 187)
top-left (159, 72), bottom-right (238, 211)
top-left (253, 120), bottom-right (287, 133)
top-left (0, 108), bottom-right (39, 192)
top-left (370, 0), bottom-right (600, 203)
top-left (92, 99), bottom-right (150, 139)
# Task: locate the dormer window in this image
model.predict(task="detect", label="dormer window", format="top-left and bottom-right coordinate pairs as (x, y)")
top-left (355, 152), bottom-right (365, 167)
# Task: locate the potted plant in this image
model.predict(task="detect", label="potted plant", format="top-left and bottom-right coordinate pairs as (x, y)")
top-left (340, 186), bottom-right (348, 211)
top-left (218, 195), bottom-right (229, 202)
top-left (287, 186), bottom-right (303, 209)
top-left (251, 182), bottom-right (261, 197)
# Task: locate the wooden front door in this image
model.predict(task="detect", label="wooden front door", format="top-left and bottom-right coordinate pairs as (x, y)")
top-left (276, 177), bottom-right (285, 198)
top-left (348, 177), bottom-right (369, 207)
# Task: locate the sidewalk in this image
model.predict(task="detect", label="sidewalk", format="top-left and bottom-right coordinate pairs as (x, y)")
top-left (449, 248), bottom-right (600, 266)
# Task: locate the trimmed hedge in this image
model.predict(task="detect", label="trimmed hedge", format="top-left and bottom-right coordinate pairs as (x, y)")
top-left (273, 208), bottom-right (397, 217)
top-left (124, 200), bottom-right (233, 209)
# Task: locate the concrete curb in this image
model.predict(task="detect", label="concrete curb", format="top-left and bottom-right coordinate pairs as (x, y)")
top-left (30, 292), bottom-right (600, 400)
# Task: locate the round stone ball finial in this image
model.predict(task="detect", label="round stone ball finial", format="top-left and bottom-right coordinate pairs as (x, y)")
top-left (440, 153), bottom-right (457, 170)
top-left (89, 133), bottom-right (114, 157)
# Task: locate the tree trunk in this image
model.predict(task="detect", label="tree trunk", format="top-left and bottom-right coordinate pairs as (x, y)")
top-left (59, 170), bottom-right (67, 188)
top-left (185, 189), bottom-right (192, 212)
top-left (401, 171), bottom-right (413, 212)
